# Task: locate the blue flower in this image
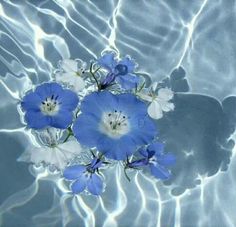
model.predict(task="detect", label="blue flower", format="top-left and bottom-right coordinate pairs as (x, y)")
top-left (63, 157), bottom-right (104, 195)
top-left (21, 82), bottom-right (79, 129)
top-left (73, 91), bottom-right (157, 160)
top-left (127, 142), bottom-right (176, 180)
top-left (97, 52), bottom-right (140, 90)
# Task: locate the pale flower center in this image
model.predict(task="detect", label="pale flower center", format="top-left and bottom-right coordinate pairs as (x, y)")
top-left (99, 110), bottom-right (130, 139)
top-left (40, 95), bottom-right (60, 116)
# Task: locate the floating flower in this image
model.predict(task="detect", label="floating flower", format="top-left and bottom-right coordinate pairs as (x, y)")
top-left (55, 59), bottom-right (86, 92)
top-left (18, 128), bottom-right (82, 170)
top-left (73, 91), bottom-right (157, 160)
top-left (138, 87), bottom-right (175, 120)
top-left (97, 52), bottom-right (140, 90)
top-left (63, 157), bottom-right (104, 195)
top-left (127, 142), bottom-right (175, 180)
top-left (21, 82), bottom-right (79, 129)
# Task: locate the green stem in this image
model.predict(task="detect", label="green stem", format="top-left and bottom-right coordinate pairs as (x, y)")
top-left (63, 127), bottom-right (73, 143)
top-left (124, 167), bottom-right (131, 182)
top-left (89, 63), bottom-right (101, 90)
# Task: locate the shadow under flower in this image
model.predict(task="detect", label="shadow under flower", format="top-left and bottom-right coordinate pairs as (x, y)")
top-left (157, 67), bottom-right (236, 195)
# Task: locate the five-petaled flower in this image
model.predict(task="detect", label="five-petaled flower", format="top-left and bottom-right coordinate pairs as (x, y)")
top-left (55, 59), bottom-right (86, 92)
top-left (21, 82), bottom-right (79, 129)
top-left (138, 87), bottom-right (175, 120)
top-left (63, 157), bottom-right (104, 195)
top-left (127, 142), bottom-right (175, 180)
top-left (17, 128), bottom-right (82, 170)
top-left (73, 91), bottom-right (157, 160)
top-left (97, 52), bottom-right (140, 90)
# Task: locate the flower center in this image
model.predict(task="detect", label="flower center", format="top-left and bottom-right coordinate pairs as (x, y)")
top-left (40, 95), bottom-right (60, 116)
top-left (115, 64), bottom-right (128, 75)
top-left (99, 110), bottom-right (130, 139)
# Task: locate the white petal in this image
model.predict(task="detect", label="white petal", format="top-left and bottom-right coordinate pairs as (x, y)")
top-left (137, 92), bottom-right (153, 102)
top-left (72, 76), bottom-right (86, 92)
top-left (60, 59), bottom-right (77, 72)
top-left (56, 72), bottom-right (85, 92)
top-left (158, 88), bottom-right (174, 101)
top-left (147, 100), bottom-right (163, 120)
top-left (161, 102), bottom-right (175, 112)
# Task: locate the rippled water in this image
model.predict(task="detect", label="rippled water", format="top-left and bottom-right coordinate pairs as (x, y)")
top-left (0, 0), bottom-right (236, 226)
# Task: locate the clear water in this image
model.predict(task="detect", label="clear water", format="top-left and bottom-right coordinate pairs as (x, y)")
top-left (0, 0), bottom-right (236, 226)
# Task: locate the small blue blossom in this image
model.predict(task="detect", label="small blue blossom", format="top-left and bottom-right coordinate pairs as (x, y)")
top-left (73, 91), bottom-right (157, 160)
top-left (97, 52), bottom-right (140, 90)
top-left (127, 142), bottom-right (176, 180)
top-left (21, 82), bottom-right (79, 129)
top-left (63, 157), bottom-right (104, 195)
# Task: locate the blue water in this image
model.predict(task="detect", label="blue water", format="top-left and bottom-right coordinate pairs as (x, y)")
top-left (0, 0), bottom-right (236, 226)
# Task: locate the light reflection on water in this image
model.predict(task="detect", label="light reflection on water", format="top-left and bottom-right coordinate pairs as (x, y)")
top-left (0, 0), bottom-right (236, 226)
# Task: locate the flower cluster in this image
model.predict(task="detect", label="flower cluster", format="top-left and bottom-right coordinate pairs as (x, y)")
top-left (19, 51), bottom-right (176, 196)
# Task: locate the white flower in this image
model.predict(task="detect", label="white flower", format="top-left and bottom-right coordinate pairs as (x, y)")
top-left (55, 59), bottom-right (86, 92)
top-left (138, 87), bottom-right (175, 120)
top-left (18, 128), bottom-right (82, 170)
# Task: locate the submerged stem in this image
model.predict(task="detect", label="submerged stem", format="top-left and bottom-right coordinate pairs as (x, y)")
top-left (63, 127), bottom-right (73, 143)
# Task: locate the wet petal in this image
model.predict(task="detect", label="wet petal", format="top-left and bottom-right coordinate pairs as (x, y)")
top-left (150, 164), bottom-right (170, 180)
top-left (50, 110), bottom-right (73, 129)
top-left (157, 154), bottom-right (176, 166)
top-left (147, 100), bottom-right (163, 119)
top-left (25, 111), bottom-right (50, 129)
top-left (60, 59), bottom-right (77, 72)
top-left (63, 165), bottom-right (86, 180)
top-left (97, 52), bottom-right (117, 71)
top-left (21, 92), bottom-right (41, 111)
top-left (158, 88), bottom-right (174, 101)
top-left (71, 174), bottom-right (88, 194)
top-left (87, 174), bottom-right (103, 195)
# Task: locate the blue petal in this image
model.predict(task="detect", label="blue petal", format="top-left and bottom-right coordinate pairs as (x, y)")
top-left (116, 93), bottom-right (147, 116)
top-left (87, 174), bottom-right (103, 195)
top-left (21, 92), bottom-right (42, 111)
top-left (63, 165), bottom-right (86, 180)
top-left (98, 135), bottom-right (136, 160)
top-left (71, 174), bottom-right (88, 194)
top-left (58, 89), bottom-right (79, 111)
top-left (149, 164), bottom-right (171, 180)
top-left (25, 111), bottom-right (50, 129)
top-left (157, 154), bottom-right (176, 166)
top-left (97, 52), bottom-right (117, 71)
top-left (35, 82), bottom-right (64, 99)
top-left (130, 114), bottom-right (157, 146)
top-left (73, 113), bottom-right (102, 147)
top-left (148, 142), bottom-right (164, 156)
top-left (116, 73), bottom-right (140, 90)
top-left (118, 57), bottom-right (136, 73)
top-left (50, 110), bottom-right (73, 128)
top-left (80, 91), bottom-right (118, 115)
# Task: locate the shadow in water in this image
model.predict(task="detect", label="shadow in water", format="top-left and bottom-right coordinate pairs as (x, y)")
top-left (158, 67), bottom-right (236, 195)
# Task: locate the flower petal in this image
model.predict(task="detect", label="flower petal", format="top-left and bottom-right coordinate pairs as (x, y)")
top-left (63, 165), bottom-right (86, 180)
top-left (147, 100), bottom-right (163, 119)
top-left (50, 110), bottom-right (73, 129)
top-left (25, 111), bottom-right (51, 129)
top-left (148, 142), bottom-right (164, 156)
top-left (71, 175), bottom-right (88, 194)
top-left (97, 52), bottom-right (117, 71)
top-left (21, 92), bottom-right (42, 111)
top-left (157, 154), bottom-right (176, 166)
top-left (60, 59), bottom-right (77, 72)
top-left (35, 83), bottom-right (64, 99)
top-left (150, 164), bottom-right (171, 180)
top-left (87, 174), bottom-right (103, 195)
top-left (58, 89), bottom-right (79, 111)
top-left (118, 57), bottom-right (136, 73)
top-left (116, 73), bottom-right (140, 90)
top-left (157, 88), bottom-right (174, 101)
